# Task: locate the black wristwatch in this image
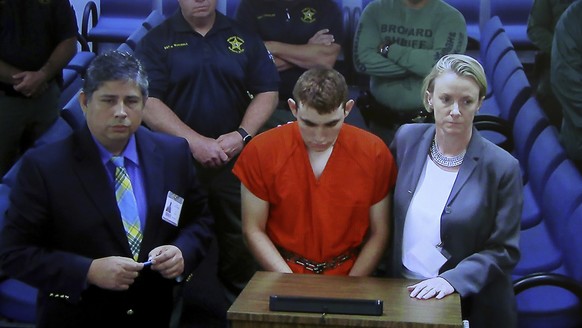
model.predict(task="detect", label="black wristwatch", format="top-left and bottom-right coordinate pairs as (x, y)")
top-left (237, 127), bottom-right (252, 145)
top-left (379, 44), bottom-right (390, 58)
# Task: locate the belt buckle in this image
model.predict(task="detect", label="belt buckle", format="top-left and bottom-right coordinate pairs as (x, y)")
top-left (301, 260), bottom-right (326, 274)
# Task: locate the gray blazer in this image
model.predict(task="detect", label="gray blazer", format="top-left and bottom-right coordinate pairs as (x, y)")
top-left (389, 124), bottom-right (522, 328)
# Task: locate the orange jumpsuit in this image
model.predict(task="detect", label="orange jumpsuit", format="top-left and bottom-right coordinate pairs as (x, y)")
top-left (233, 122), bottom-right (397, 274)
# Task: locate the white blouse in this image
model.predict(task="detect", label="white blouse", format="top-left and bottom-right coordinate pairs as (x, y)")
top-left (402, 156), bottom-right (458, 278)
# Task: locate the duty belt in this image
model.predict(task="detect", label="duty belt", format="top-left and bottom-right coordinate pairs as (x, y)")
top-left (277, 246), bottom-right (359, 274)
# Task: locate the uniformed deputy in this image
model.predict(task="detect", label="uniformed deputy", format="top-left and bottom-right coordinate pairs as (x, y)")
top-left (235, 0), bottom-right (343, 129)
top-left (0, 0), bottom-right (77, 177)
top-left (134, 0), bottom-right (280, 316)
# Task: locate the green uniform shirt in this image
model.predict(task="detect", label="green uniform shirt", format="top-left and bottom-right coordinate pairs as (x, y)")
top-left (353, 0), bottom-right (467, 111)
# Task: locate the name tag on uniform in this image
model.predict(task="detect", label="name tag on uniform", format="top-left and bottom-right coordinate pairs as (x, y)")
top-left (162, 191), bottom-right (183, 226)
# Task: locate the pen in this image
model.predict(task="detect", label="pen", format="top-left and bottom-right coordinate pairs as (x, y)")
top-left (143, 260), bottom-right (153, 267)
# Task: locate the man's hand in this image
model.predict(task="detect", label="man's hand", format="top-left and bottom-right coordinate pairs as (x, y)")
top-left (216, 131), bottom-right (244, 160)
top-left (407, 277), bottom-right (455, 300)
top-left (12, 71), bottom-right (49, 98)
top-left (87, 256), bottom-right (144, 291)
top-left (147, 245), bottom-right (184, 279)
top-left (190, 136), bottom-right (229, 168)
top-left (308, 29), bottom-right (335, 46)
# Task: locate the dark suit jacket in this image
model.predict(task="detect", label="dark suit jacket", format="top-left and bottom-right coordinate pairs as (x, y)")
top-left (0, 125), bottom-right (214, 328)
top-left (390, 124), bottom-right (522, 328)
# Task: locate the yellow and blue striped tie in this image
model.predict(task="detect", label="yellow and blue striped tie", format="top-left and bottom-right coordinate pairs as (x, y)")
top-left (111, 156), bottom-right (142, 261)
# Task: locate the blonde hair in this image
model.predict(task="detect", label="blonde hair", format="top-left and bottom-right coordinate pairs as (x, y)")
top-left (421, 54), bottom-right (487, 112)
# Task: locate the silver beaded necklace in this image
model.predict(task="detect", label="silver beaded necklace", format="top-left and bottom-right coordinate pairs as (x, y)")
top-left (429, 138), bottom-right (466, 167)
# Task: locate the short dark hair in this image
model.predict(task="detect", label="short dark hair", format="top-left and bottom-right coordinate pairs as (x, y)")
top-left (292, 67), bottom-right (348, 114)
top-left (83, 50), bottom-right (148, 102)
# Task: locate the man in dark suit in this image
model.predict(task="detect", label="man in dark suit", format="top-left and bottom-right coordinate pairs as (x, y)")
top-left (0, 51), bottom-right (214, 328)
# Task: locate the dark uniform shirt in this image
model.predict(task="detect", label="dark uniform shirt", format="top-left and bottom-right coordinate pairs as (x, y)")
top-left (235, 0), bottom-right (343, 101)
top-left (0, 0), bottom-right (77, 95)
top-left (135, 11), bottom-right (279, 139)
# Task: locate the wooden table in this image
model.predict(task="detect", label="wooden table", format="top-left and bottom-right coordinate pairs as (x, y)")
top-left (228, 271), bottom-right (462, 328)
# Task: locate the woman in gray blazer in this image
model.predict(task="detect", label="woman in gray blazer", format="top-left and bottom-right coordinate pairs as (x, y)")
top-left (389, 54), bottom-right (523, 328)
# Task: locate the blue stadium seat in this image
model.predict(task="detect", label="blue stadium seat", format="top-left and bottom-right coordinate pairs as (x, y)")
top-left (473, 115), bottom-right (512, 152)
top-left (479, 16), bottom-right (504, 63)
top-left (541, 160), bottom-right (582, 251)
top-left (59, 69), bottom-right (84, 110)
top-left (512, 98), bottom-right (549, 174)
top-left (515, 270), bottom-right (582, 328)
top-left (126, 25), bottom-right (149, 51)
top-left (81, 0), bottom-right (154, 53)
top-left (512, 98), bottom-right (550, 230)
top-left (66, 51), bottom-right (96, 75)
top-left (483, 31), bottom-right (514, 84)
top-left (478, 95), bottom-right (501, 117)
top-left (142, 9), bottom-right (165, 30)
top-left (492, 50), bottom-right (524, 98)
top-left (496, 69), bottom-right (531, 123)
top-left (515, 220), bottom-right (562, 276)
top-left (489, 0), bottom-right (534, 49)
top-left (514, 166), bottom-right (582, 328)
top-left (0, 278), bottom-right (37, 324)
top-left (442, 0), bottom-right (480, 45)
top-left (564, 203), bottom-right (582, 282)
top-left (478, 30), bottom-right (514, 117)
top-left (61, 91), bottom-right (86, 131)
top-left (526, 126), bottom-right (567, 203)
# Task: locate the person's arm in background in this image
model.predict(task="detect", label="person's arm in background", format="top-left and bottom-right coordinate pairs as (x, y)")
top-left (353, 1), bottom-right (409, 78)
top-left (241, 184), bottom-right (293, 273)
top-left (527, 0), bottom-right (555, 54)
top-left (12, 36), bottom-right (77, 98)
top-left (551, 2), bottom-right (582, 131)
top-left (354, 2), bottom-right (467, 79)
top-left (349, 195), bottom-right (389, 276)
top-left (0, 60), bottom-right (21, 85)
top-left (382, 9), bottom-right (467, 79)
top-left (143, 97), bottom-right (229, 168)
top-left (216, 90), bottom-right (278, 159)
top-left (265, 31), bottom-right (340, 70)
top-left (236, 0), bottom-right (342, 71)
top-left (12, 0), bottom-right (77, 98)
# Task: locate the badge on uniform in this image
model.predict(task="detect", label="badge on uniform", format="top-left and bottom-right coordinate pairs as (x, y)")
top-left (162, 191), bottom-right (183, 226)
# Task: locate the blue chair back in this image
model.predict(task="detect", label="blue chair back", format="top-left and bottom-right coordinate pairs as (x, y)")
top-left (541, 160), bottom-right (582, 250)
top-left (480, 16), bottom-right (504, 62)
top-left (484, 31), bottom-right (514, 82)
top-left (126, 25), bottom-right (149, 50)
top-left (443, 0), bottom-right (480, 42)
top-left (564, 203), bottom-right (582, 282)
top-left (512, 98), bottom-right (550, 171)
top-left (527, 126), bottom-right (567, 202)
top-left (497, 69), bottom-right (531, 123)
top-left (489, 0), bottom-right (534, 48)
top-left (61, 92), bottom-right (86, 131)
top-left (143, 9), bottom-right (165, 30)
top-left (492, 50), bottom-right (523, 95)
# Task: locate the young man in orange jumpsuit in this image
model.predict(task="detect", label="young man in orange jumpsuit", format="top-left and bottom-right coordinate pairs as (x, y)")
top-left (233, 67), bottom-right (397, 275)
